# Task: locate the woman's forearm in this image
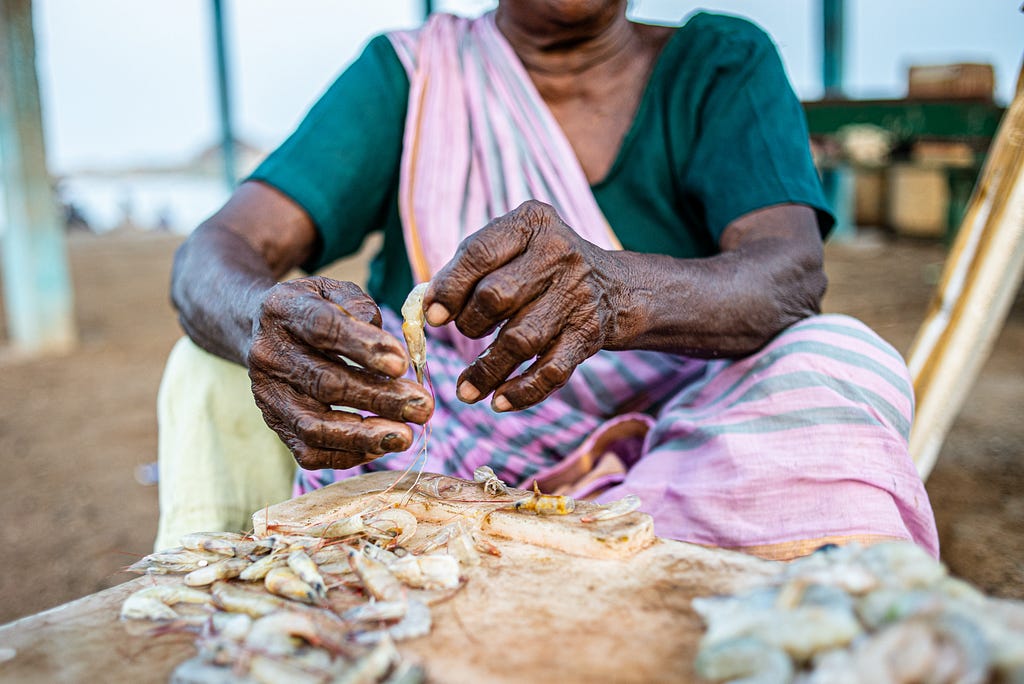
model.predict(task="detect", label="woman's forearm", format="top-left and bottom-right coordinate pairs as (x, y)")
top-left (171, 223), bottom-right (278, 365)
top-left (606, 206), bottom-right (827, 358)
top-left (170, 181), bottom-right (319, 365)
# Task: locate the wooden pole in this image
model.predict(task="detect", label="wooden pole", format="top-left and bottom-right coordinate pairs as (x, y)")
top-left (907, 60), bottom-right (1024, 479)
top-left (210, 0), bottom-right (236, 190)
top-left (0, 0), bottom-right (76, 354)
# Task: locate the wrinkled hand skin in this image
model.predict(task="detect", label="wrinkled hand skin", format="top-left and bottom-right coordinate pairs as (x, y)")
top-left (424, 200), bottom-right (826, 414)
top-left (425, 200), bottom-right (634, 413)
top-left (246, 276), bottom-right (434, 470)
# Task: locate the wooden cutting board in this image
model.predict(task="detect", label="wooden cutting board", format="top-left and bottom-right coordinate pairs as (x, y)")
top-left (0, 471), bottom-right (777, 683)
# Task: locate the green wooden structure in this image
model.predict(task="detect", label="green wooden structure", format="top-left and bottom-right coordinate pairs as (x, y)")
top-left (0, 0), bottom-right (75, 354)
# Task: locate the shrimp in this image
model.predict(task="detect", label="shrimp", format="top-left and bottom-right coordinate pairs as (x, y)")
top-left (120, 585), bottom-right (213, 621)
top-left (401, 282), bottom-right (430, 385)
top-left (473, 465), bottom-right (509, 496)
top-left (343, 600), bottom-right (409, 623)
top-left (180, 532), bottom-right (246, 557)
top-left (513, 482), bottom-right (575, 515)
top-left (694, 637), bottom-right (794, 684)
top-left (579, 494), bottom-right (641, 523)
top-left (413, 555), bottom-right (461, 591)
top-left (353, 599), bottom-right (432, 645)
top-left (244, 611), bottom-right (325, 656)
top-left (348, 548), bottom-right (404, 601)
top-left (210, 580), bottom-right (292, 617)
top-left (265, 566), bottom-right (325, 606)
top-left (127, 547), bottom-right (223, 575)
top-left (270, 514), bottom-right (366, 540)
top-left (248, 655), bottom-right (326, 684)
top-left (238, 551), bottom-right (287, 581)
top-left (446, 523), bottom-right (482, 567)
top-left (184, 558), bottom-right (251, 587)
top-left (287, 550), bottom-right (328, 602)
top-left (336, 635), bottom-right (400, 684)
top-left (364, 509), bottom-right (418, 548)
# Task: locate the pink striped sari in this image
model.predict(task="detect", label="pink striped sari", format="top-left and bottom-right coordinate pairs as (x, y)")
top-left (296, 13), bottom-right (939, 561)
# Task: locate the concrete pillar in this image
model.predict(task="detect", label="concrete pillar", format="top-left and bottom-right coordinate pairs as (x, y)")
top-left (0, 0), bottom-right (76, 353)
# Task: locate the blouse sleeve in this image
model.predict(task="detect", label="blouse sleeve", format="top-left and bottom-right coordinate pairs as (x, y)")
top-left (680, 14), bottom-right (834, 243)
top-left (247, 34), bottom-right (410, 271)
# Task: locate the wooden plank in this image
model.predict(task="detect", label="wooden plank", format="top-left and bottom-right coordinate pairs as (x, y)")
top-left (0, 576), bottom-right (196, 683)
top-left (0, 472), bottom-right (776, 682)
top-left (907, 64), bottom-right (1024, 479)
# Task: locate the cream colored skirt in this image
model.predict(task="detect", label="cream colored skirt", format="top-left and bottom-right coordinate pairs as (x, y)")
top-left (155, 337), bottom-right (295, 551)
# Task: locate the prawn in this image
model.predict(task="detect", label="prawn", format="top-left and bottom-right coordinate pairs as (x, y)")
top-left (287, 550), bottom-right (328, 602)
top-left (210, 580), bottom-right (293, 618)
top-left (127, 547), bottom-right (223, 575)
top-left (400, 282), bottom-right (430, 385)
top-left (579, 494), bottom-right (641, 523)
top-left (180, 532), bottom-right (246, 557)
top-left (473, 465), bottom-right (509, 496)
top-left (265, 566), bottom-right (325, 606)
top-left (513, 482), bottom-right (576, 516)
top-left (184, 557), bottom-right (251, 587)
top-left (120, 585), bottom-right (213, 621)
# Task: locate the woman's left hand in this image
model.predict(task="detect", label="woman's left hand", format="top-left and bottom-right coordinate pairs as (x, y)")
top-left (423, 200), bottom-right (635, 412)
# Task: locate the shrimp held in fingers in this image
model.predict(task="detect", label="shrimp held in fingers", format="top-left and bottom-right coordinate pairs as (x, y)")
top-left (401, 282), bottom-right (430, 385)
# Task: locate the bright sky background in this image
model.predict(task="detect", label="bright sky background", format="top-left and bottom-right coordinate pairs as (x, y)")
top-left (32, 0), bottom-right (1022, 174)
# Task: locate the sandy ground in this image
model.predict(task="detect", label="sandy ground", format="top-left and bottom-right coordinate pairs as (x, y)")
top-left (0, 230), bottom-right (1021, 624)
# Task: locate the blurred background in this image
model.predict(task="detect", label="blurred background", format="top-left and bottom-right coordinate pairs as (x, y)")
top-left (0, 0), bottom-right (1021, 624)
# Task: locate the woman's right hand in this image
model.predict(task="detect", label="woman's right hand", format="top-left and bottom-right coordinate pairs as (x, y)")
top-left (246, 275), bottom-right (434, 470)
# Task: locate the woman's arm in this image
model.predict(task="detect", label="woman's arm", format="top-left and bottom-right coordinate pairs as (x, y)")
top-left (423, 200), bottom-right (825, 412)
top-left (171, 181), bottom-right (433, 469)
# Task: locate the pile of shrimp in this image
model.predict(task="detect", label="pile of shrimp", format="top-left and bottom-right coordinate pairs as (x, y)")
top-left (692, 541), bottom-right (1024, 684)
top-left (122, 500), bottom-right (511, 683)
top-left (121, 285), bottom-right (650, 683)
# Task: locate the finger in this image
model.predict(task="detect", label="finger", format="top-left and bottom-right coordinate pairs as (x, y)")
top-left (317, 278), bottom-right (383, 327)
top-left (251, 343), bottom-right (433, 423)
top-left (456, 300), bottom-right (564, 403)
top-left (490, 330), bottom-right (594, 411)
top-left (292, 408), bottom-right (414, 454)
top-left (425, 202), bottom-right (548, 326)
top-left (452, 252), bottom-right (556, 339)
top-left (253, 380), bottom-right (413, 469)
top-left (289, 443), bottom-right (377, 471)
top-left (278, 294), bottom-right (407, 378)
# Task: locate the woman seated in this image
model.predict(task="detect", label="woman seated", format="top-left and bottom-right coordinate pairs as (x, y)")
top-left (158, 1), bottom-right (938, 560)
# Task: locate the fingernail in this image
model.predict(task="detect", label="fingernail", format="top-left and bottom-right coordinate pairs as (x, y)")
top-left (381, 433), bottom-right (404, 451)
top-left (402, 398), bottom-right (429, 422)
top-left (493, 395), bottom-right (512, 412)
top-left (457, 381), bottom-right (480, 403)
top-left (426, 303), bottom-right (449, 326)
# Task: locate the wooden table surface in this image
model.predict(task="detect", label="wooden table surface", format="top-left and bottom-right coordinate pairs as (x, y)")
top-left (0, 472), bottom-right (778, 683)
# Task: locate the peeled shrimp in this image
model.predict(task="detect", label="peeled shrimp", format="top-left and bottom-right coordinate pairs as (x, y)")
top-left (579, 494), bottom-right (641, 523)
top-left (180, 532), bottom-right (245, 557)
top-left (184, 558), bottom-right (250, 587)
top-left (265, 566), bottom-right (324, 606)
top-left (287, 550), bottom-right (328, 602)
top-left (210, 580), bottom-right (292, 618)
top-left (120, 585), bottom-right (212, 621)
top-left (401, 282), bottom-right (430, 384)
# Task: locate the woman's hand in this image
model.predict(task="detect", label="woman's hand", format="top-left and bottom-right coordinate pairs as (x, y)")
top-left (246, 276), bottom-right (434, 470)
top-left (422, 201), bottom-right (826, 414)
top-left (424, 200), bottom-right (635, 412)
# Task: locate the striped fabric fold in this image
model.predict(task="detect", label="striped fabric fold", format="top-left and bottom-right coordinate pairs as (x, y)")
top-left (387, 12), bottom-right (621, 364)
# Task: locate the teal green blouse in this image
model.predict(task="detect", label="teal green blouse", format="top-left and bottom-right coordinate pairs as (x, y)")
top-left (250, 12), bottom-right (833, 313)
